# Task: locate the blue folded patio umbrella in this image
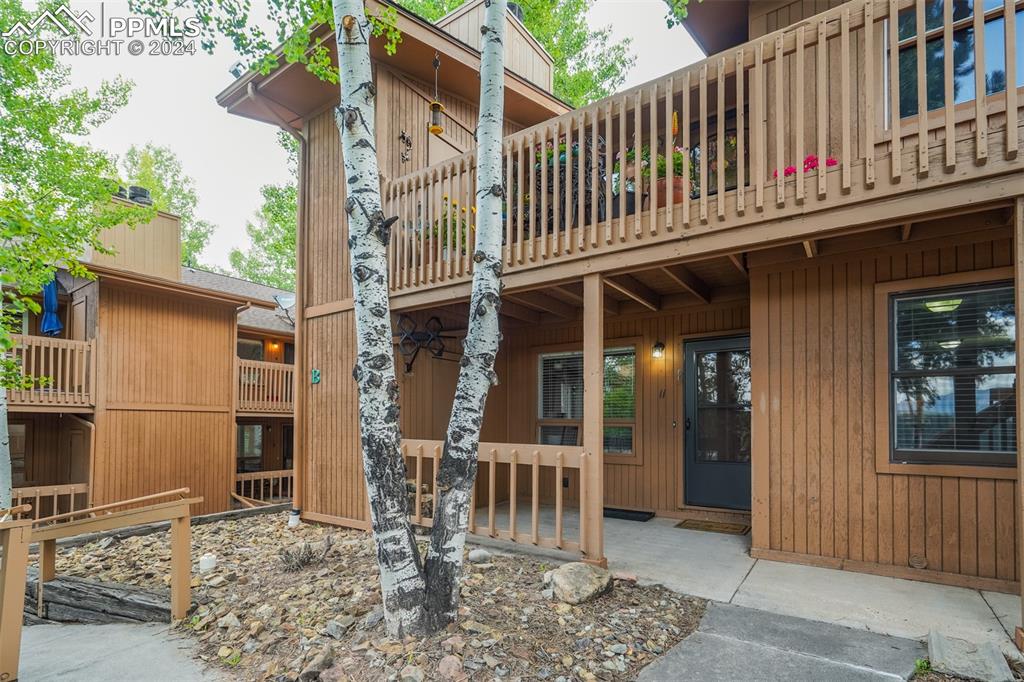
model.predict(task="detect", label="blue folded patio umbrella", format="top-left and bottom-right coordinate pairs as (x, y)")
top-left (40, 277), bottom-right (63, 337)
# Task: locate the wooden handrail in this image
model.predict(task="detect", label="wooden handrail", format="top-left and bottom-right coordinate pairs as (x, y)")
top-left (236, 358), bottom-right (295, 413)
top-left (0, 504), bottom-right (32, 518)
top-left (383, 0), bottom-right (1024, 296)
top-left (8, 334), bottom-right (96, 408)
top-left (401, 439), bottom-right (586, 555)
top-left (33, 487), bottom-right (189, 525)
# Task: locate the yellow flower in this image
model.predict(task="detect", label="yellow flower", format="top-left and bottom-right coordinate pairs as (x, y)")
top-left (442, 194), bottom-right (449, 201)
top-left (462, 207), bottom-right (467, 213)
top-left (471, 206), bottom-right (477, 213)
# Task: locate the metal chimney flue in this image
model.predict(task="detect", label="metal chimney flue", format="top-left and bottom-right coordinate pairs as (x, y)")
top-left (128, 185), bottom-right (153, 206)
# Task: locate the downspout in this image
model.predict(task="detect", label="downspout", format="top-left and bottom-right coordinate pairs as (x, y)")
top-left (232, 303), bottom-right (249, 511)
top-left (246, 83), bottom-right (307, 525)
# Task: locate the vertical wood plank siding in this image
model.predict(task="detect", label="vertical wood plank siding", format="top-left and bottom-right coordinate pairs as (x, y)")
top-left (750, 233), bottom-right (1018, 587)
top-left (93, 285), bottom-right (235, 516)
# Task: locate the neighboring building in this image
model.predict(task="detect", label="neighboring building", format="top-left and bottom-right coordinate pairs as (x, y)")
top-left (9, 205), bottom-right (296, 517)
top-left (221, 0), bottom-right (1024, 631)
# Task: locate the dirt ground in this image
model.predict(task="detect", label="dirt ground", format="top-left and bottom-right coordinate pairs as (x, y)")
top-left (54, 511), bottom-right (706, 681)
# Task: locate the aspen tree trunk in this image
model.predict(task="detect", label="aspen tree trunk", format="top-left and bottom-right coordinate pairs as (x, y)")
top-left (331, 0), bottom-right (427, 637)
top-left (423, 0), bottom-right (507, 630)
top-left (0, 290), bottom-right (11, 509)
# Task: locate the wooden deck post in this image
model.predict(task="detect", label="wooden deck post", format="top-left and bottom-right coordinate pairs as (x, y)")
top-left (582, 274), bottom-right (606, 566)
top-left (1015, 196), bottom-right (1024, 652)
top-left (0, 520), bottom-right (31, 680)
top-left (170, 513), bottom-right (191, 621)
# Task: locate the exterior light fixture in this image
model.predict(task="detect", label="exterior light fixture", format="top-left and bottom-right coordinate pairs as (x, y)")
top-left (652, 342), bottom-right (666, 358)
top-left (429, 53), bottom-right (445, 136)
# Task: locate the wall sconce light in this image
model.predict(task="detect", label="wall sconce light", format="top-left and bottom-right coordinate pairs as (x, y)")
top-left (652, 342), bottom-right (666, 359)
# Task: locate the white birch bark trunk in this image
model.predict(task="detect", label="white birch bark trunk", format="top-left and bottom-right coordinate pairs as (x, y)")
top-left (423, 0), bottom-right (508, 630)
top-left (0, 290), bottom-right (11, 509)
top-left (331, 0), bottom-right (427, 638)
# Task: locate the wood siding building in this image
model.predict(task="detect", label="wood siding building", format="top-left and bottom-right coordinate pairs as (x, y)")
top-left (221, 0), bottom-right (1024, 639)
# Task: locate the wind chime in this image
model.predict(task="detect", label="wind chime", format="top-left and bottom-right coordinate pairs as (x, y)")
top-left (428, 52), bottom-right (445, 136)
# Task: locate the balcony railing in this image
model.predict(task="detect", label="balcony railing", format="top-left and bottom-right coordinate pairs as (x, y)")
top-left (11, 483), bottom-right (90, 522)
top-left (384, 0), bottom-right (1023, 293)
top-left (236, 359), bottom-right (294, 414)
top-left (234, 469), bottom-right (293, 505)
top-left (7, 335), bottom-right (96, 409)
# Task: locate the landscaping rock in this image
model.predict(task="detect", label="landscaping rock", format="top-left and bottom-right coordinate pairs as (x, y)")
top-left (928, 631), bottom-right (1014, 682)
top-left (298, 646), bottom-right (334, 681)
top-left (51, 512), bottom-right (704, 681)
top-left (400, 664), bottom-right (426, 682)
top-left (217, 612), bottom-right (241, 629)
top-left (437, 654), bottom-right (466, 681)
top-left (548, 562), bottom-right (613, 605)
top-left (467, 548), bottom-right (492, 564)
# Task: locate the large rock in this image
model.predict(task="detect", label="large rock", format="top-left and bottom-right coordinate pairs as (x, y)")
top-left (548, 562), bottom-right (612, 605)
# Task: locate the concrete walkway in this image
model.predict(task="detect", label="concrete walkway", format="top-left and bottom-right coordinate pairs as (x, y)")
top-left (471, 506), bottom-right (1021, 655)
top-left (639, 602), bottom-right (927, 681)
top-left (19, 623), bottom-right (214, 681)
top-left (601, 516), bottom-right (1021, 657)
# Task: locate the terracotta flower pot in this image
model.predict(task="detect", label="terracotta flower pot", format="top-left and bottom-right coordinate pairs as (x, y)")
top-left (655, 177), bottom-right (687, 208)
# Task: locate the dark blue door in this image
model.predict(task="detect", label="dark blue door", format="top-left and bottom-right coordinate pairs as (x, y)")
top-left (684, 336), bottom-right (752, 511)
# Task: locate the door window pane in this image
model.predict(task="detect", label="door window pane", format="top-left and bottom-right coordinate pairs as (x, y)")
top-left (604, 349), bottom-right (635, 419)
top-left (604, 426), bottom-right (633, 454)
top-left (694, 350), bottom-right (752, 463)
top-left (236, 424), bottom-right (264, 473)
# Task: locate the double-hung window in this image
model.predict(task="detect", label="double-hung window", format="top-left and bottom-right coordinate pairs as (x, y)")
top-left (537, 346), bottom-right (637, 455)
top-left (888, 282), bottom-right (1016, 466)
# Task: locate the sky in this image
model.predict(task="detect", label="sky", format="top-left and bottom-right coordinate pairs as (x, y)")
top-left (65, 0), bottom-right (704, 271)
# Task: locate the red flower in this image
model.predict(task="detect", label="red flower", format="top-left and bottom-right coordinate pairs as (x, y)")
top-left (826, 157), bottom-right (838, 167)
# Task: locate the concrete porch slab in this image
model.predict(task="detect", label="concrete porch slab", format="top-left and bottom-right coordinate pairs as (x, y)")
top-left (604, 517), bottom-right (755, 602)
top-left (732, 559), bottom-right (1016, 656)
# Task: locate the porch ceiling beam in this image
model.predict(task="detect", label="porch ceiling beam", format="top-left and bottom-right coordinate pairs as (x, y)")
top-left (550, 284), bottom-right (619, 316)
top-left (500, 300), bottom-right (542, 324)
top-left (660, 264), bottom-right (711, 304)
top-left (901, 223), bottom-right (913, 241)
top-left (506, 291), bottom-right (577, 318)
top-left (802, 239), bottom-right (818, 258)
top-left (605, 275), bottom-right (660, 312)
top-left (728, 253), bottom-right (749, 279)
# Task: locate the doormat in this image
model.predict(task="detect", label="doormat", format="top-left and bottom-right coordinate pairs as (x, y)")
top-left (676, 519), bottom-right (750, 535)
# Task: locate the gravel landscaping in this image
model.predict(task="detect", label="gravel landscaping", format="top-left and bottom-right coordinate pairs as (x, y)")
top-left (52, 511), bottom-right (706, 681)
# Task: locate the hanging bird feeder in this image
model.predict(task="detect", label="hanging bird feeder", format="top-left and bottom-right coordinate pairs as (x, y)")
top-left (429, 53), bottom-right (445, 136)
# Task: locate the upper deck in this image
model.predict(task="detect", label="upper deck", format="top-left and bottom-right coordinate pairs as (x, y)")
top-left (383, 0), bottom-right (1024, 308)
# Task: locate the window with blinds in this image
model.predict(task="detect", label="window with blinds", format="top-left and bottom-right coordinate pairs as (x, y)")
top-left (537, 347), bottom-right (636, 455)
top-left (889, 282), bottom-right (1016, 466)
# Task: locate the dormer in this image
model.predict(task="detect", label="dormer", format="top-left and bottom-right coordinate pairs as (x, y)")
top-left (435, 0), bottom-right (554, 92)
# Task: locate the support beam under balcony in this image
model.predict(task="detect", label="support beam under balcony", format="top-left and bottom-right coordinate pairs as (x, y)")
top-left (661, 264), bottom-right (711, 304)
top-left (500, 300), bottom-right (541, 324)
top-left (605, 275), bottom-right (660, 312)
top-left (506, 291), bottom-right (577, 319)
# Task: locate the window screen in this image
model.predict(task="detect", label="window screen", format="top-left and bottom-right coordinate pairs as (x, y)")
top-left (890, 282), bottom-right (1016, 466)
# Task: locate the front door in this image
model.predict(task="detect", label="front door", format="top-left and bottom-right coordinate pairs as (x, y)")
top-left (684, 336), bottom-right (752, 511)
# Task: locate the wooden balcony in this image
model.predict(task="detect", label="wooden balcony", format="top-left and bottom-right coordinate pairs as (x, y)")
top-left (236, 359), bottom-right (294, 415)
top-left (7, 335), bottom-right (96, 412)
top-left (384, 0), bottom-right (1024, 300)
